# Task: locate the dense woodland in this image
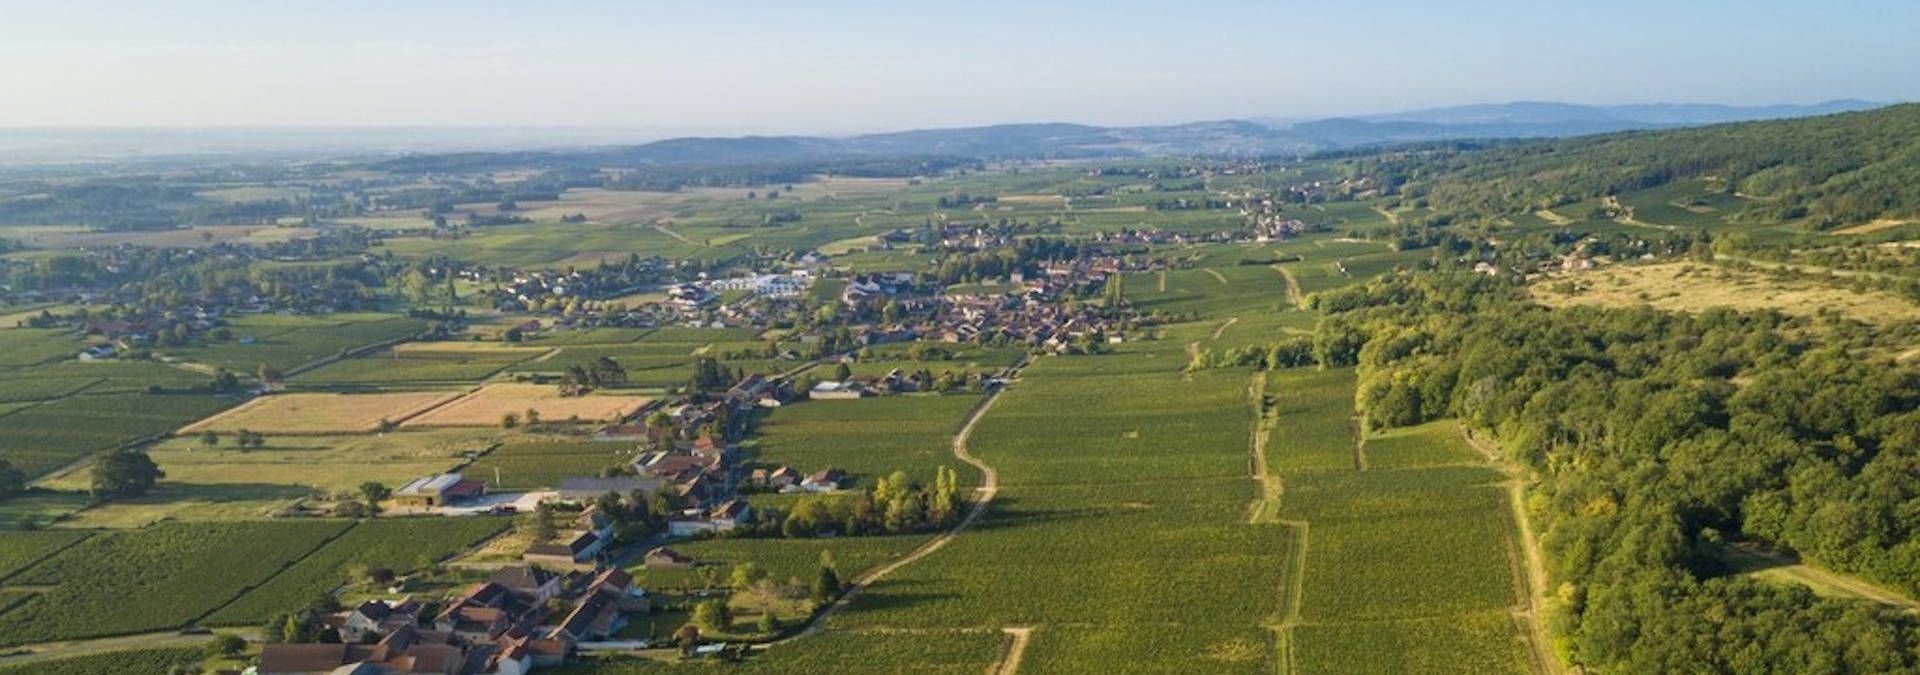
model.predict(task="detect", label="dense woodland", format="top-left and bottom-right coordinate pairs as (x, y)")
top-left (1306, 272), bottom-right (1920, 671)
top-left (1337, 103), bottom-right (1920, 229)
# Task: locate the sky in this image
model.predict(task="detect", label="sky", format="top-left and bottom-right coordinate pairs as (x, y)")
top-left (2, 0), bottom-right (1917, 135)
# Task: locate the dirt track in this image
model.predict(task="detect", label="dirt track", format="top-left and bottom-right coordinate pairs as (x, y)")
top-left (784, 367), bottom-right (1016, 641)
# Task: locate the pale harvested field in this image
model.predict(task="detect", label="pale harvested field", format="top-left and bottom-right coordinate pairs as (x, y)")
top-left (1532, 262), bottom-right (1920, 325)
top-left (15, 225), bottom-right (318, 249)
top-left (551, 250), bottom-right (643, 268)
top-left (456, 188), bottom-right (692, 224)
top-left (390, 341), bottom-right (552, 356)
top-left (403, 383), bottom-right (650, 427)
top-left (998, 194), bottom-right (1066, 205)
top-left (42, 428), bottom-right (496, 496)
top-left (181, 391), bottom-right (464, 434)
top-left (1833, 219), bottom-right (1914, 235)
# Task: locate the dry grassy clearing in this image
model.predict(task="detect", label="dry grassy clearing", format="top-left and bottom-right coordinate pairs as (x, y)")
top-left (402, 383), bottom-right (649, 427)
top-left (389, 341), bottom-right (552, 357)
top-left (1832, 218), bottom-right (1914, 235)
top-left (1531, 262), bottom-right (1920, 325)
top-left (989, 193), bottom-right (1064, 205)
top-left (181, 391), bottom-right (462, 434)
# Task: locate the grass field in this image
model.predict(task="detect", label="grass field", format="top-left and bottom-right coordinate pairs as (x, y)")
top-left (134, 428), bottom-right (498, 493)
top-left (403, 383), bottom-right (650, 427)
top-left (180, 391), bottom-right (463, 434)
top-left (462, 437), bottom-right (637, 489)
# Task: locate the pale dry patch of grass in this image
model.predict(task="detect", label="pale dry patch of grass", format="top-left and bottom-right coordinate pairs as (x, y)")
top-left (1833, 218), bottom-right (1914, 235)
top-left (389, 341), bottom-right (551, 357)
top-left (997, 194), bottom-right (1066, 205)
top-left (181, 391), bottom-right (463, 434)
top-left (1531, 262), bottom-right (1920, 325)
top-left (403, 382), bottom-right (650, 427)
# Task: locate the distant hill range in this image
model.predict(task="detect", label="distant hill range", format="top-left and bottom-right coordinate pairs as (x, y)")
top-left (581, 99), bottom-right (1888, 163)
top-left (0, 100), bottom-right (1889, 166)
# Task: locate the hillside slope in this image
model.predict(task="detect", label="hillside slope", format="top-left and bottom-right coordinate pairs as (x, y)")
top-left (1368, 103), bottom-right (1920, 229)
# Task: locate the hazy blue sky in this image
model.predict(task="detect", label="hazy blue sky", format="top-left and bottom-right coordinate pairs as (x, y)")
top-left (2, 0), bottom-right (1915, 134)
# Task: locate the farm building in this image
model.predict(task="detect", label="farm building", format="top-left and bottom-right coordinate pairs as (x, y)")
top-left (801, 468), bottom-right (847, 493)
top-left (392, 473), bottom-right (487, 509)
top-left (808, 380), bottom-right (869, 400)
top-left (523, 530), bottom-right (606, 567)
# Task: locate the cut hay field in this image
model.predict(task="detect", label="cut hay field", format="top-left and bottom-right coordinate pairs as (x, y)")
top-left (132, 428), bottom-right (499, 493)
top-left (180, 391), bottom-right (462, 434)
top-left (1532, 261), bottom-right (1920, 325)
top-left (403, 383), bottom-right (650, 427)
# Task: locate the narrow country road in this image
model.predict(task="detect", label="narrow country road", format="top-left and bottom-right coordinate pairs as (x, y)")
top-left (994, 626), bottom-right (1034, 675)
top-left (0, 629), bottom-right (259, 667)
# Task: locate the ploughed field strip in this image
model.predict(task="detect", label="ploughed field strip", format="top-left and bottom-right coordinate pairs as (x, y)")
top-left (1266, 369), bottom-right (1534, 674)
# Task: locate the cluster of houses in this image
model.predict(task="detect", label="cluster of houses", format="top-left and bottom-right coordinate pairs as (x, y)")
top-left (927, 288), bottom-right (1130, 352)
top-left (471, 259), bottom-right (672, 313)
top-left (748, 465), bottom-right (845, 494)
top-left (257, 564), bottom-right (648, 675)
top-left (840, 271), bottom-right (920, 306)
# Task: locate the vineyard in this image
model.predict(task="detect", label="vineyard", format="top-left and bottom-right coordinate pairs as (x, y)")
top-left (205, 517), bottom-right (507, 625)
top-left (0, 392), bottom-right (233, 478)
top-left (460, 438), bottom-right (636, 489)
top-left (752, 393), bottom-right (985, 486)
top-left (0, 521), bottom-right (348, 645)
top-left (825, 343), bottom-right (1288, 674)
top-left (0, 531), bottom-right (88, 581)
top-left (0, 647), bottom-right (204, 675)
top-left (1266, 367), bottom-right (1534, 674)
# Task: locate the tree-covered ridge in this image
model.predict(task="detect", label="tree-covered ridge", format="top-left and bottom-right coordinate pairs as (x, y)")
top-left (1349, 102), bottom-right (1920, 229)
top-left (1317, 272), bottom-right (1920, 672)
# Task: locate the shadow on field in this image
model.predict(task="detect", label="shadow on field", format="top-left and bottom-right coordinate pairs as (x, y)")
top-left (961, 496), bottom-right (1109, 533)
top-left (845, 582), bottom-right (963, 613)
